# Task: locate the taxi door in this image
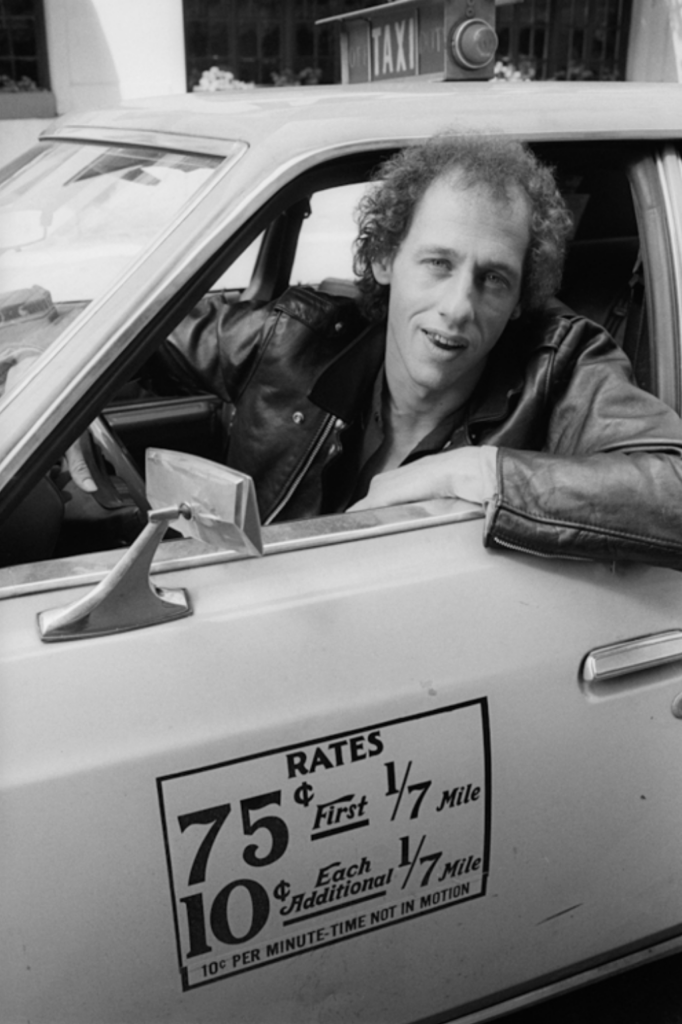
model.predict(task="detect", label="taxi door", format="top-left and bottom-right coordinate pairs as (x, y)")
top-left (2, 500), bottom-right (682, 1024)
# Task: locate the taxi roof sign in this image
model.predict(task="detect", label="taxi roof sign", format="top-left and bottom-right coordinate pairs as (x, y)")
top-left (317, 0), bottom-right (521, 83)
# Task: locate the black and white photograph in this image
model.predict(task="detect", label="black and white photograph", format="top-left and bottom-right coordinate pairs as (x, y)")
top-left (2, 1), bottom-right (682, 1021)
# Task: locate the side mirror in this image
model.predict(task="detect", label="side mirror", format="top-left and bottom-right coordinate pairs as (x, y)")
top-left (146, 448), bottom-right (262, 556)
top-left (37, 449), bottom-right (262, 642)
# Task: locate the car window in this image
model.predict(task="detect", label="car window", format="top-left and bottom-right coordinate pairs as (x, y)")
top-left (0, 143), bottom-right (666, 571)
top-left (211, 233), bottom-right (263, 292)
top-left (0, 143), bottom-right (227, 302)
top-left (0, 140), bottom-right (237, 400)
top-left (290, 182), bottom-right (367, 288)
top-left (548, 146), bottom-right (650, 391)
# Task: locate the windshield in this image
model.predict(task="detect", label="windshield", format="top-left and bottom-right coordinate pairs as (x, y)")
top-left (0, 140), bottom-right (232, 396)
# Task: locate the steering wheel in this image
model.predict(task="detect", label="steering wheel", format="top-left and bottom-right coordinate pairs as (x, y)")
top-left (87, 415), bottom-right (150, 514)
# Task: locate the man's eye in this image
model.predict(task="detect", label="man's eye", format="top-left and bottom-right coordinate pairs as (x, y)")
top-left (482, 271), bottom-right (508, 289)
top-left (425, 257), bottom-right (450, 270)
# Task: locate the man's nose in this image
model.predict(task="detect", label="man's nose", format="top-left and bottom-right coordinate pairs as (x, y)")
top-left (438, 269), bottom-right (475, 326)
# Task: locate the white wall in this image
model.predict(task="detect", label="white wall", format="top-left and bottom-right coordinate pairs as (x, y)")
top-left (44, 0), bottom-right (187, 112)
top-left (0, 119), bottom-right (56, 167)
top-left (627, 0), bottom-right (682, 81)
top-left (0, 0), bottom-right (186, 168)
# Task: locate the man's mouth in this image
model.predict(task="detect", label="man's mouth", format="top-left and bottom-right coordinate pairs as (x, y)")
top-left (423, 329), bottom-right (468, 352)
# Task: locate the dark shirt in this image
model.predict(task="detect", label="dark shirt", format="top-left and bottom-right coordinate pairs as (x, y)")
top-left (322, 365), bottom-right (469, 512)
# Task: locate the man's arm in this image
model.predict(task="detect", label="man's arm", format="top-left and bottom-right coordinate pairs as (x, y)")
top-left (485, 318), bottom-right (682, 568)
top-left (350, 315), bottom-right (682, 570)
top-left (348, 446), bottom-right (498, 510)
top-left (486, 445), bottom-right (682, 567)
top-left (159, 293), bottom-right (272, 401)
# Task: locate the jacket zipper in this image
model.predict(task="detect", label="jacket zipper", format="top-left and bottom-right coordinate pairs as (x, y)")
top-left (264, 414), bottom-right (342, 525)
top-left (493, 537), bottom-right (560, 559)
top-left (493, 536), bottom-right (587, 560)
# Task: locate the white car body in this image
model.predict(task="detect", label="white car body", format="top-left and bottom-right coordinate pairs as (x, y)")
top-left (2, 78), bottom-right (682, 1022)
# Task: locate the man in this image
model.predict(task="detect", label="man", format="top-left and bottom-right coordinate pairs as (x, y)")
top-left (344, 134), bottom-right (550, 512)
top-left (78, 134), bottom-right (682, 567)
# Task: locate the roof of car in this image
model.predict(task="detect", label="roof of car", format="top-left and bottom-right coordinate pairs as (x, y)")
top-left (44, 81), bottom-right (682, 157)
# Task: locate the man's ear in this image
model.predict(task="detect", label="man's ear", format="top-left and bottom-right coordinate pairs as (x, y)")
top-left (371, 257), bottom-right (392, 285)
top-left (509, 303), bottom-right (522, 320)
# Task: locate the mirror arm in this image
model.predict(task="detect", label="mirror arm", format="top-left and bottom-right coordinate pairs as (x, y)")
top-left (38, 505), bottom-right (192, 642)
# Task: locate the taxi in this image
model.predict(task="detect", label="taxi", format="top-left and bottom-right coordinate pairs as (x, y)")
top-left (2, 1), bottom-right (682, 1021)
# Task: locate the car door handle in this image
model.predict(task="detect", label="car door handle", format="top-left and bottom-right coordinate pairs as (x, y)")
top-left (582, 630), bottom-right (682, 682)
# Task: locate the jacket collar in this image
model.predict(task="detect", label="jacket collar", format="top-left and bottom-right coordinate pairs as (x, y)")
top-left (467, 319), bottom-right (528, 428)
top-left (308, 304), bottom-right (561, 431)
top-left (309, 320), bottom-right (386, 422)
top-left (468, 305), bottom-right (565, 428)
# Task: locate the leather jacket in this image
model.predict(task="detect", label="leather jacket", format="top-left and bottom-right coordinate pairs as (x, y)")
top-left (162, 285), bottom-right (682, 569)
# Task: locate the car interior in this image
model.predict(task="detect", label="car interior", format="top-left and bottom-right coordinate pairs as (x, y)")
top-left (0, 141), bottom-right (659, 568)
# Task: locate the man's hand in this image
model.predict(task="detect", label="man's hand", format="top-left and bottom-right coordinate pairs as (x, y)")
top-left (348, 445), bottom-right (498, 512)
top-left (4, 353), bottom-right (98, 493)
top-left (65, 437), bottom-right (98, 493)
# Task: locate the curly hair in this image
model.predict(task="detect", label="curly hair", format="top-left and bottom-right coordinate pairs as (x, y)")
top-left (353, 133), bottom-right (573, 322)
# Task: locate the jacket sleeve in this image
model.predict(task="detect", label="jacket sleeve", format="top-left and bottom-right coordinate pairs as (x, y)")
top-left (154, 286), bottom-right (362, 403)
top-left (485, 317), bottom-right (682, 568)
top-left (154, 293), bottom-right (273, 402)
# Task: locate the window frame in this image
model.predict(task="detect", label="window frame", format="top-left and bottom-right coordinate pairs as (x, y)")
top-left (1, 138), bottom-right (677, 584)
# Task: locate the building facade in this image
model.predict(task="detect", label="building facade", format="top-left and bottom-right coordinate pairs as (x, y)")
top-left (183, 0), bottom-right (365, 89)
top-left (0, 0), bottom-right (185, 164)
top-left (496, 0), bottom-right (633, 80)
top-left (181, 0), bottom-right (635, 87)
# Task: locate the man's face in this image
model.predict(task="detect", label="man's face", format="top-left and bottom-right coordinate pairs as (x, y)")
top-left (372, 174), bottom-right (531, 406)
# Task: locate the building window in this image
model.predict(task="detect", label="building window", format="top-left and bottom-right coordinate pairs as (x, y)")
top-left (184, 0), bottom-right (370, 89)
top-left (0, 0), bottom-right (49, 90)
top-left (184, 0), bottom-right (632, 88)
top-left (496, 0), bottom-right (632, 81)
